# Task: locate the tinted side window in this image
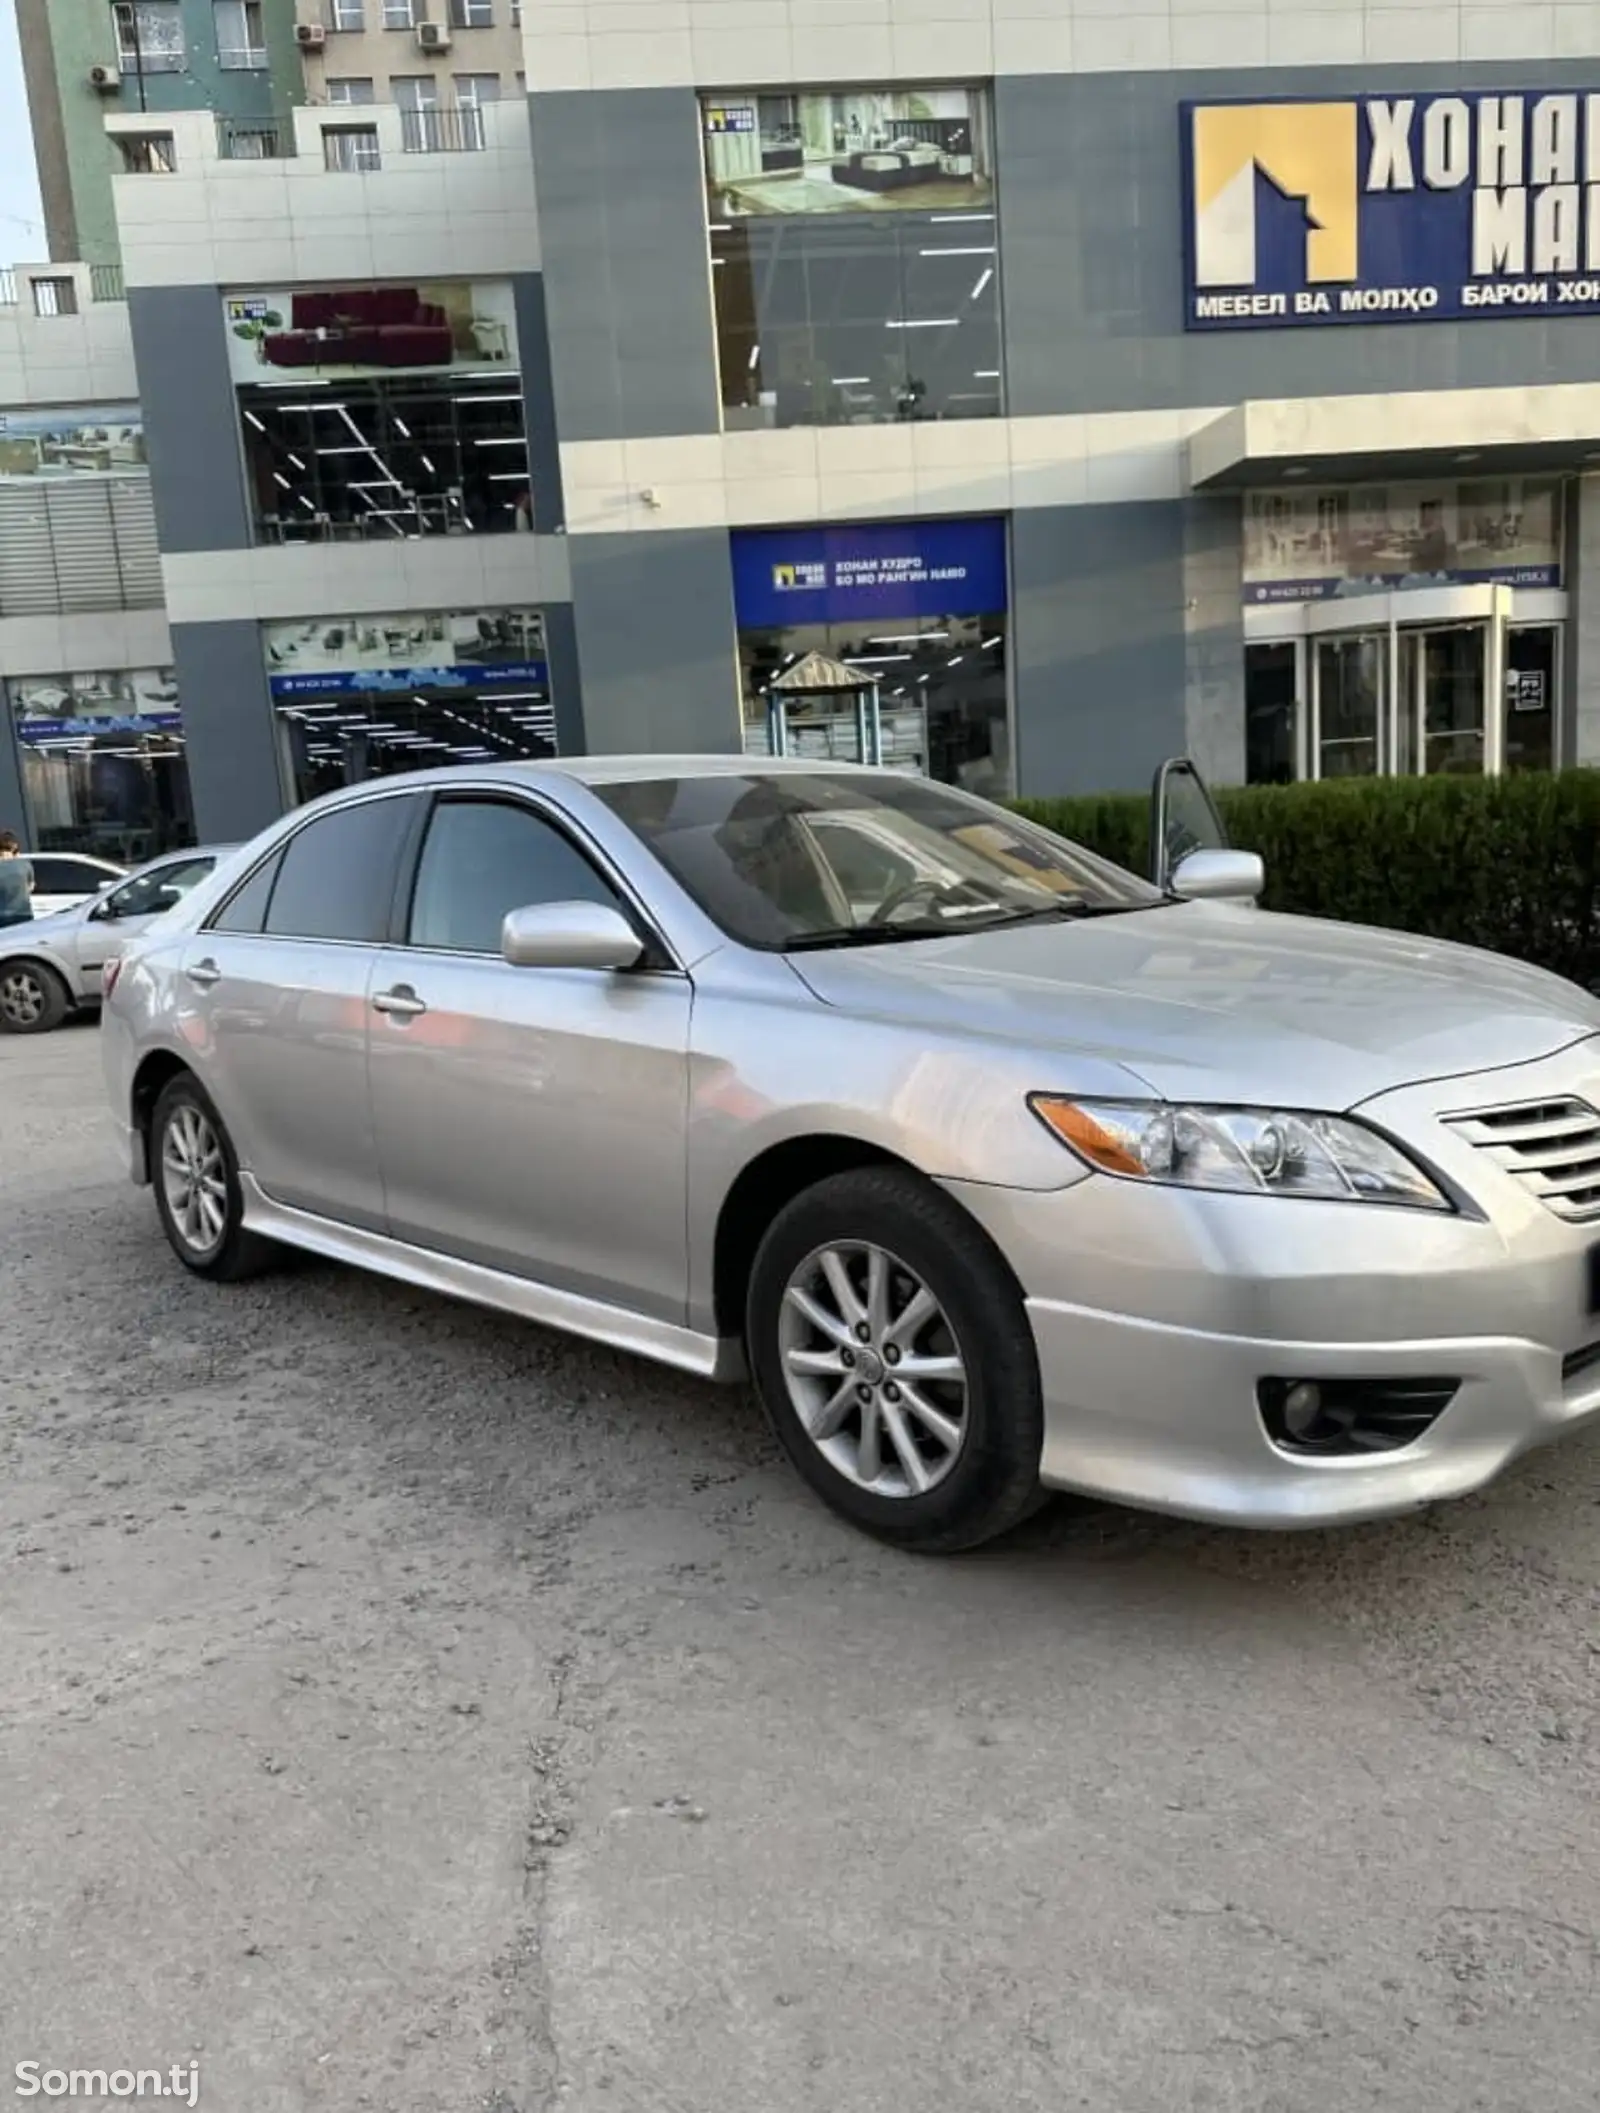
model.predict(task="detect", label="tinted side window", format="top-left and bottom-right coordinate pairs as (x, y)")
top-left (211, 849), bottom-right (283, 935)
top-left (33, 858), bottom-right (105, 894)
top-left (105, 857), bottom-right (213, 920)
top-left (409, 799), bottom-right (620, 955)
top-left (264, 796), bottom-right (416, 943)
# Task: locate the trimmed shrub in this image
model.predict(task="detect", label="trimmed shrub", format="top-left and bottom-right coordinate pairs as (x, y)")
top-left (1013, 771), bottom-right (1600, 989)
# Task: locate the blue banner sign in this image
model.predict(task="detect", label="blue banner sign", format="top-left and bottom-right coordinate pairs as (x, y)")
top-left (731, 518), bottom-right (1007, 629)
top-left (19, 712), bottom-right (181, 740)
top-left (1183, 92), bottom-right (1600, 331)
top-left (1251, 563), bottom-right (1562, 605)
top-left (270, 660), bottom-right (549, 698)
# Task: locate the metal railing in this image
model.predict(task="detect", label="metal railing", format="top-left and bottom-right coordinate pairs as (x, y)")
top-left (217, 116), bottom-right (297, 160)
top-left (400, 105), bottom-right (490, 154)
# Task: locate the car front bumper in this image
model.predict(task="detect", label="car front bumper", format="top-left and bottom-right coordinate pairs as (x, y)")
top-left (942, 1049), bottom-right (1600, 1527)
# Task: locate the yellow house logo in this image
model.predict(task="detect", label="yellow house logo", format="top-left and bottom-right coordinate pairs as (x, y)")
top-left (1189, 101), bottom-right (1360, 288)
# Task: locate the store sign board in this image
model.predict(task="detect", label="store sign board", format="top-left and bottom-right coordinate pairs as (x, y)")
top-left (732, 518), bottom-right (1007, 629)
top-left (1242, 480), bottom-right (1563, 603)
top-left (270, 661), bottom-right (549, 698)
top-left (11, 669), bottom-right (179, 741)
top-left (1183, 92), bottom-right (1600, 331)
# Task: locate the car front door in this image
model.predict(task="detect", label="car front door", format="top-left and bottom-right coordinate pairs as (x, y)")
top-left (367, 791), bottom-right (693, 1324)
top-left (75, 854), bottom-right (217, 997)
top-left (178, 791), bottom-right (423, 1231)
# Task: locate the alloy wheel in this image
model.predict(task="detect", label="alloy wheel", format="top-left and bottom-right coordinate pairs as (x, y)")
top-left (777, 1241), bottom-right (970, 1498)
top-left (0, 966), bottom-right (47, 1029)
top-left (161, 1103), bottom-right (229, 1256)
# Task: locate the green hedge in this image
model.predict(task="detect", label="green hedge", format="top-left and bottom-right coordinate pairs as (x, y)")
top-left (1013, 771), bottom-right (1600, 990)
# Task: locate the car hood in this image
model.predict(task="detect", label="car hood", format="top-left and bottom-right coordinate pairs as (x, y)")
top-left (785, 901), bottom-right (1600, 1107)
top-left (0, 903), bottom-right (88, 947)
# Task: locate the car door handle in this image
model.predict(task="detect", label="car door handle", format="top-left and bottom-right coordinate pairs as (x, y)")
top-left (185, 958), bottom-right (221, 990)
top-left (372, 985), bottom-right (427, 1019)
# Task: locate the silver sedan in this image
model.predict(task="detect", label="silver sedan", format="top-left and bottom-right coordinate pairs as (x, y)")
top-left (0, 846), bottom-right (234, 1034)
top-left (100, 758), bottom-right (1600, 1551)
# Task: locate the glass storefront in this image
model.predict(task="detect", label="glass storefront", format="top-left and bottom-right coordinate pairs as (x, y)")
top-left (732, 518), bottom-right (1011, 796)
top-left (224, 281), bottom-right (529, 542)
top-left (1242, 477), bottom-right (1566, 784)
top-left (703, 87), bottom-right (1002, 430)
top-left (265, 607), bottom-right (556, 806)
top-left (9, 669), bottom-right (194, 859)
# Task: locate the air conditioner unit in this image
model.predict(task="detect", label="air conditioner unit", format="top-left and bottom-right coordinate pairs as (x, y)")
top-left (416, 21), bottom-right (451, 51)
top-left (295, 21), bottom-right (327, 47)
top-left (88, 63), bottom-right (122, 92)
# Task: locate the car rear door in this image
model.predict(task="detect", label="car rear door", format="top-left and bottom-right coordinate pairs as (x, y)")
top-left (366, 790), bottom-right (693, 1324)
top-left (178, 791), bottom-right (423, 1231)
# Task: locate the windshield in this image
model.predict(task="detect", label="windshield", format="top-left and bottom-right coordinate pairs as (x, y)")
top-left (595, 771), bottom-right (1162, 952)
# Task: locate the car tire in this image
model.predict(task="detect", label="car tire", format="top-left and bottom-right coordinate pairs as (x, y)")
top-left (151, 1073), bottom-right (277, 1283)
top-left (0, 958), bottom-right (70, 1035)
top-left (746, 1166), bottom-right (1046, 1554)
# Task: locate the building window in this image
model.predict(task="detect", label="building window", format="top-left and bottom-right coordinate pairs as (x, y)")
top-left (452, 73), bottom-right (499, 144)
top-left (113, 1), bottom-right (186, 72)
top-left (30, 276), bottom-right (78, 317)
top-left (266, 608), bottom-right (554, 806)
top-left (323, 124), bottom-right (381, 171)
top-left (114, 131), bottom-right (178, 173)
top-left (703, 87), bottom-right (1000, 430)
top-left (732, 519), bottom-right (1011, 795)
top-left (10, 671), bottom-right (194, 860)
top-left (242, 377), bottom-right (529, 541)
top-left (382, 0), bottom-right (420, 25)
top-left (324, 77), bottom-right (377, 102)
top-left (226, 277), bottom-right (524, 542)
top-left (329, 0), bottom-right (365, 26)
top-left (449, 0), bottom-right (494, 23)
top-left (214, 0), bottom-right (267, 67)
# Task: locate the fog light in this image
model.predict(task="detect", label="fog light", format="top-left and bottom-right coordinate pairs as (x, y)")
top-left (1281, 1381), bottom-right (1323, 1442)
top-left (1257, 1376), bottom-right (1460, 1457)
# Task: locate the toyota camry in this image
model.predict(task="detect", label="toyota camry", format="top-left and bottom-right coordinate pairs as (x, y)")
top-left (101, 757), bottom-right (1600, 1551)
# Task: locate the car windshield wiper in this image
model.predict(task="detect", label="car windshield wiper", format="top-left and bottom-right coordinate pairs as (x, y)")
top-left (781, 921), bottom-right (960, 953)
top-left (780, 899), bottom-right (1163, 952)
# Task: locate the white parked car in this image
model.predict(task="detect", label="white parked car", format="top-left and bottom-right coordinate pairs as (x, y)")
top-left (26, 852), bottom-right (127, 918)
top-left (0, 846), bottom-right (233, 1034)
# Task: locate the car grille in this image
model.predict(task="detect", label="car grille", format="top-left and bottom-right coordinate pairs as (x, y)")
top-left (1444, 1098), bottom-right (1600, 1222)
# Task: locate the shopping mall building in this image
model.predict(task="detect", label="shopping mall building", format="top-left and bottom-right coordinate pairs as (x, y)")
top-left (4, 0), bottom-right (1600, 853)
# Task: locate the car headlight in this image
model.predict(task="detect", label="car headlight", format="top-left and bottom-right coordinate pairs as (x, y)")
top-left (1029, 1095), bottom-right (1452, 1211)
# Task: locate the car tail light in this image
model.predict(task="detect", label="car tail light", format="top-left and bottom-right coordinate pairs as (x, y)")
top-left (102, 954), bottom-right (125, 1002)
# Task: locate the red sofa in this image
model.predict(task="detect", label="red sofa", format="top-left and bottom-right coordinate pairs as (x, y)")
top-left (260, 287), bottom-right (455, 369)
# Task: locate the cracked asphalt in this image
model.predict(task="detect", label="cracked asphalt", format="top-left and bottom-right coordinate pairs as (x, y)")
top-left (3, 1026), bottom-right (1600, 2111)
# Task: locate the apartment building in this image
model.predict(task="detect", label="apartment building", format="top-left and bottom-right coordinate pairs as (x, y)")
top-left (294, 0), bottom-right (525, 123)
top-left (16, 0), bottom-right (304, 269)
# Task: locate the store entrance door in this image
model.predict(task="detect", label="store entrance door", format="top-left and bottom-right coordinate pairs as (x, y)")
top-left (1505, 626), bottom-right (1559, 773)
top-left (1313, 633), bottom-right (1386, 778)
top-left (1396, 623), bottom-right (1489, 776)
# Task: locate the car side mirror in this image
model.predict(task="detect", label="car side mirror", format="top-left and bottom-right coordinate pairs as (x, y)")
top-left (1170, 848), bottom-right (1264, 903)
top-left (501, 901), bottom-right (644, 972)
top-left (89, 897), bottom-right (121, 923)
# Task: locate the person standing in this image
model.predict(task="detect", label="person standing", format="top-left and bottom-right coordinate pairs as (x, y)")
top-left (0, 832), bottom-right (33, 929)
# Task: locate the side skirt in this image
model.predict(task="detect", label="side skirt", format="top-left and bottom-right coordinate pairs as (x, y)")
top-left (240, 1174), bottom-right (747, 1381)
